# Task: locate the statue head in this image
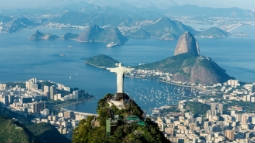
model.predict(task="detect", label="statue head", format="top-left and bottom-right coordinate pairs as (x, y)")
top-left (115, 63), bottom-right (122, 67)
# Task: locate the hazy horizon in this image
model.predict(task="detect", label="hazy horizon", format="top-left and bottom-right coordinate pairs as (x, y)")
top-left (0, 0), bottom-right (253, 10)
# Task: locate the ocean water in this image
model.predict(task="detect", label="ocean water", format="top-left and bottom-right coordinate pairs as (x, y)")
top-left (0, 31), bottom-right (254, 113)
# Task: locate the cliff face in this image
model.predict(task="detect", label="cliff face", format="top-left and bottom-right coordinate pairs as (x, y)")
top-left (174, 32), bottom-right (200, 56)
top-left (136, 32), bottom-right (231, 85)
top-left (190, 57), bottom-right (230, 84)
top-left (171, 32), bottom-right (231, 84)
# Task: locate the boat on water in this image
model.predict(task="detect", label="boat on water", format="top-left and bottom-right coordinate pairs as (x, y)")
top-left (106, 42), bottom-right (119, 48)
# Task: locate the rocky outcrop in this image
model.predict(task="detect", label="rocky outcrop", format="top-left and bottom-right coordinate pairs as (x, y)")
top-left (64, 32), bottom-right (78, 40)
top-left (78, 25), bottom-right (127, 46)
top-left (136, 33), bottom-right (232, 85)
top-left (87, 33), bottom-right (232, 85)
top-left (137, 54), bottom-right (231, 85)
top-left (30, 30), bottom-right (59, 41)
top-left (174, 32), bottom-right (200, 56)
top-left (190, 57), bottom-right (231, 84)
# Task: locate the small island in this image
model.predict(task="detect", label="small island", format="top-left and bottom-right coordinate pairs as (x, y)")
top-left (78, 25), bottom-right (128, 47)
top-left (30, 30), bottom-right (59, 41)
top-left (86, 54), bottom-right (119, 69)
top-left (29, 25), bottom-right (128, 47)
top-left (64, 32), bottom-right (79, 40)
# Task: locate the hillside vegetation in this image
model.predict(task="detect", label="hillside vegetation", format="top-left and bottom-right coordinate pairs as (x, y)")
top-left (0, 103), bottom-right (70, 143)
top-left (72, 93), bottom-right (169, 143)
top-left (136, 53), bottom-right (231, 85)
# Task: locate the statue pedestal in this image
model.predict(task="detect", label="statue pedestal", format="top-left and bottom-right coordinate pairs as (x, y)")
top-left (108, 93), bottom-right (130, 110)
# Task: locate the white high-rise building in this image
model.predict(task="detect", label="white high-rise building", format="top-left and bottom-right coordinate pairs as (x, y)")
top-left (26, 78), bottom-right (38, 90)
top-left (227, 80), bottom-right (240, 87)
top-left (0, 84), bottom-right (6, 90)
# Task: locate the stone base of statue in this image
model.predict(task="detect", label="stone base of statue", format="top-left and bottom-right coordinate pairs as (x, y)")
top-left (108, 93), bottom-right (130, 110)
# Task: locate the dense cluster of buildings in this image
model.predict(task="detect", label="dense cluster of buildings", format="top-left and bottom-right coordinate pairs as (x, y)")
top-left (1, 76), bottom-right (255, 142)
top-left (0, 78), bottom-right (94, 137)
top-left (32, 109), bottom-right (96, 137)
top-left (0, 78), bottom-right (78, 112)
top-left (221, 80), bottom-right (255, 102)
top-left (152, 79), bottom-right (255, 143)
top-left (130, 69), bottom-right (173, 80)
top-left (129, 69), bottom-right (207, 86)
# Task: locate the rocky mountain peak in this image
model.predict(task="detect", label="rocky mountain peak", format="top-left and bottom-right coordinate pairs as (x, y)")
top-left (174, 32), bottom-right (200, 56)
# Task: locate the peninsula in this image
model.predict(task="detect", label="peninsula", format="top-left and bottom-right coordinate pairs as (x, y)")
top-left (86, 32), bottom-right (232, 85)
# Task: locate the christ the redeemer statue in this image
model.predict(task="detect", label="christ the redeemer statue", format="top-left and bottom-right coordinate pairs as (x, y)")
top-left (107, 63), bottom-right (133, 93)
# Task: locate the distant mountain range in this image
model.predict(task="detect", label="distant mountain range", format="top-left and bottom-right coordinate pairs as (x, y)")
top-left (0, 4), bottom-right (252, 39)
top-left (124, 17), bottom-right (229, 40)
top-left (129, 17), bottom-right (196, 40)
top-left (86, 32), bottom-right (232, 85)
top-left (54, 5), bottom-right (161, 26)
top-left (51, 3), bottom-right (253, 27)
top-left (230, 24), bottom-right (255, 38)
top-left (196, 27), bottom-right (229, 39)
top-left (164, 5), bottom-right (253, 19)
top-left (29, 17), bottom-right (229, 44)
top-left (7, 17), bottom-right (38, 33)
top-left (0, 15), bottom-right (12, 23)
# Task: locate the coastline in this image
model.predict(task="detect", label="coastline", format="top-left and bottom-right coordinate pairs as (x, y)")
top-left (45, 95), bottom-right (94, 112)
top-left (86, 62), bottom-right (210, 91)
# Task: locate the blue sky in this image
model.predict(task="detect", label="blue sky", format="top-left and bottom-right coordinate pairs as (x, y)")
top-left (0, 0), bottom-right (253, 10)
